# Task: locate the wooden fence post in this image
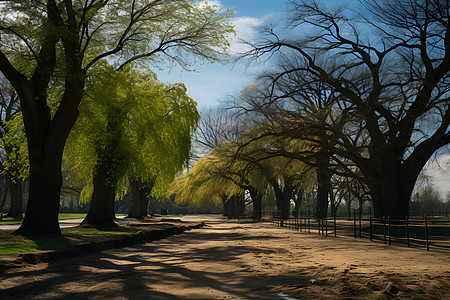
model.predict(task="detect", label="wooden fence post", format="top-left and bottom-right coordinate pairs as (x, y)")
top-left (425, 216), bottom-right (430, 251)
top-left (334, 214), bottom-right (337, 237)
top-left (388, 215), bottom-right (391, 245)
top-left (359, 209), bottom-right (362, 238)
top-left (406, 216), bottom-right (410, 247)
top-left (308, 211), bottom-right (310, 233)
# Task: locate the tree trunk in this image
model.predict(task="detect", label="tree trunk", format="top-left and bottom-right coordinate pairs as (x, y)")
top-left (363, 159), bottom-right (414, 219)
top-left (81, 161), bottom-right (116, 226)
top-left (315, 156), bottom-right (330, 219)
top-left (346, 197), bottom-right (352, 218)
top-left (253, 194), bottom-right (262, 220)
top-left (222, 197), bottom-right (229, 217)
top-left (272, 181), bottom-right (293, 219)
top-left (227, 196), bottom-right (235, 219)
top-left (128, 180), bottom-right (150, 218)
top-left (226, 195), bottom-right (244, 218)
top-left (294, 189), bottom-right (303, 218)
top-left (16, 143), bottom-right (67, 235)
top-left (0, 176), bottom-right (9, 212)
top-left (148, 196), bottom-right (156, 215)
top-left (282, 185), bottom-right (292, 218)
top-left (248, 186), bottom-right (262, 220)
top-left (6, 178), bottom-right (22, 218)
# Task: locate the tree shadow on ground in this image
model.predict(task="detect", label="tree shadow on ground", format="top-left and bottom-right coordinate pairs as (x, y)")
top-left (0, 225), bottom-right (302, 299)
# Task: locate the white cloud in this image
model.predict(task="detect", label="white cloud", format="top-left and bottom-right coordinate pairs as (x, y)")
top-left (229, 16), bottom-right (264, 55)
top-left (195, 0), bottom-right (223, 10)
top-left (194, 1), bottom-right (263, 55)
top-left (423, 154), bottom-right (450, 197)
top-left (204, 0), bottom-right (222, 8)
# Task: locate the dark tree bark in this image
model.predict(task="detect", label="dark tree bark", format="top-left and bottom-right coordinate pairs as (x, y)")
top-left (248, 186), bottom-right (262, 220)
top-left (0, 175), bottom-right (8, 212)
top-left (315, 155), bottom-right (330, 219)
top-left (221, 194), bottom-right (229, 217)
top-left (148, 195), bottom-right (156, 215)
top-left (293, 189), bottom-right (303, 218)
top-left (81, 161), bottom-right (116, 226)
top-left (362, 160), bottom-right (413, 219)
top-left (226, 195), bottom-right (245, 219)
top-left (128, 180), bottom-right (152, 218)
top-left (82, 102), bottom-right (125, 226)
top-left (6, 178), bottom-right (22, 219)
top-left (271, 181), bottom-right (293, 219)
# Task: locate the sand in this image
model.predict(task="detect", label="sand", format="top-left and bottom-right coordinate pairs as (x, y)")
top-left (0, 217), bottom-right (449, 299)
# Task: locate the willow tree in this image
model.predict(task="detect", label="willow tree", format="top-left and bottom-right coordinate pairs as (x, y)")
top-left (234, 123), bottom-right (317, 219)
top-left (1, 114), bottom-right (29, 218)
top-left (170, 151), bottom-right (247, 218)
top-left (244, 0), bottom-right (450, 218)
top-left (0, 0), bottom-right (233, 234)
top-left (0, 74), bottom-right (25, 217)
top-left (64, 66), bottom-right (198, 226)
top-left (171, 124), bottom-right (315, 219)
top-left (231, 84), bottom-right (327, 217)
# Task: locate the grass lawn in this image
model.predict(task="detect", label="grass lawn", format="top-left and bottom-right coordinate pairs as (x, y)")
top-left (0, 213), bottom-right (126, 225)
top-left (0, 225), bottom-right (141, 256)
top-left (0, 220), bottom-right (198, 271)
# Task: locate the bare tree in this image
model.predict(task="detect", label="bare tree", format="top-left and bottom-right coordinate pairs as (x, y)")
top-left (242, 0), bottom-right (450, 218)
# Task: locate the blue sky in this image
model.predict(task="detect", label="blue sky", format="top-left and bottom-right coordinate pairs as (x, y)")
top-left (156, 1), bottom-right (289, 108)
top-left (157, 0), bottom-right (355, 108)
top-left (156, 0), bottom-right (449, 197)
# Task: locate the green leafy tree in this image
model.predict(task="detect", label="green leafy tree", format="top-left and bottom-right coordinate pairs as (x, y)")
top-left (64, 65), bottom-right (198, 225)
top-left (1, 114), bottom-right (29, 217)
top-left (171, 122), bottom-right (316, 219)
top-left (0, 0), bottom-right (233, 234)
top-left (0, 74), bottom-right (25, 217)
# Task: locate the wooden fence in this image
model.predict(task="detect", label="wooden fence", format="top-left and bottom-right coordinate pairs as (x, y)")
top-left (271, 211), bottom-right (450, 251)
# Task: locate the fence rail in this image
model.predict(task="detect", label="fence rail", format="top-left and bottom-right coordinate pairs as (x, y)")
top-left (271, 212), bottom-right (450, 251)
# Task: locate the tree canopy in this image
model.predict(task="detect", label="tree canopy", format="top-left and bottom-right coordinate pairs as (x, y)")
top-left (64, 65), bottom-right (199, 224)
top-left (238, 0), bottom-right (450, 218)
top-left (0, 0), bottom-right (233, 234)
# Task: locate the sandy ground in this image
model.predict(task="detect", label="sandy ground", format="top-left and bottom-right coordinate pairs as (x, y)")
top-left (0, 217), bottom-right (449, 299)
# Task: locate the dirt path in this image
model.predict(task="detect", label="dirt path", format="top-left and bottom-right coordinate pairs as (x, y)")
top-left (1, 219), bottom-right (449, 299)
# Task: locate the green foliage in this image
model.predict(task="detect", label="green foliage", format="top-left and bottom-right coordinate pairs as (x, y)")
top-left (170, 122), bottom-right (317, 207)
top-left (0, 113), bottom-right (29, 182)
top-left (64, 64), bottom-right (199, 203)
top-left (1, 0), bottom-right (234, 70)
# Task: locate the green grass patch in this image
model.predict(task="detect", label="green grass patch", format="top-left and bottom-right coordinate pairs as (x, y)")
top-left (63, 226), bottom-right (137, 237)
top-left (0, 225), bottom-right (141, 256)
top-left (0, 216), bottom-right (24, 225)
top-left (0, 213), bottom-right (126, 225)
top-left (58, 213), bottom-right (87, 219)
